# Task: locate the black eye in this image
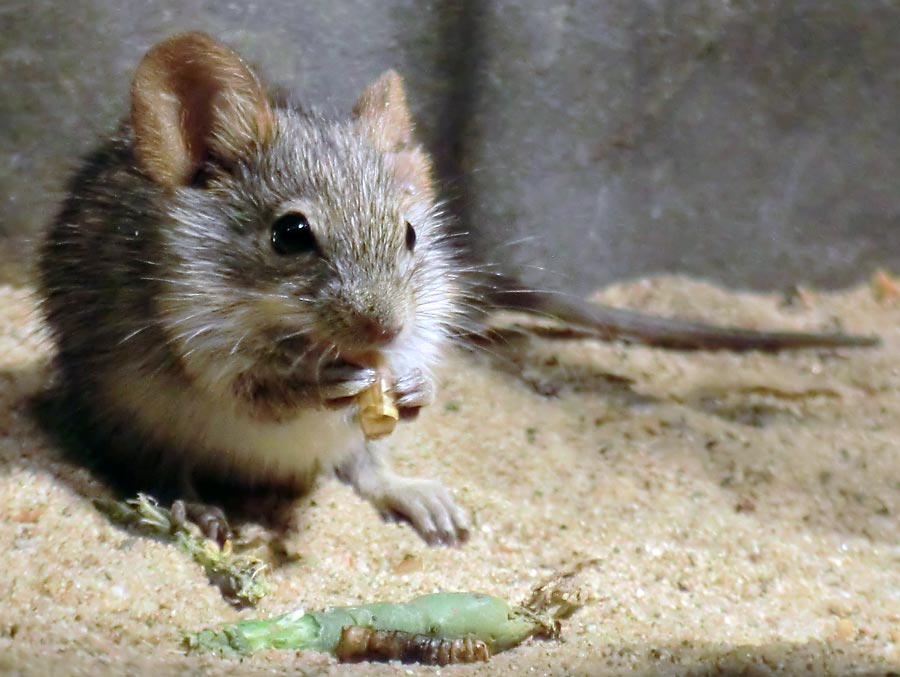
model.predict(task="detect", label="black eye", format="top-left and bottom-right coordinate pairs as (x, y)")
top-left (405, 222), bottom-right (416, 252)
top-left (272, 212), bottom-right (319, 255)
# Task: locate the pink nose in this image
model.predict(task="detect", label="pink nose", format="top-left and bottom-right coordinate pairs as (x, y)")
top-left (357, 316), bottom-right (401, 346)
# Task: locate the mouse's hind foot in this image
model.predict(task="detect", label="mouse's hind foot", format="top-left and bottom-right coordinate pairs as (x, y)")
top-left (171, 499), bottom-right (233, 546)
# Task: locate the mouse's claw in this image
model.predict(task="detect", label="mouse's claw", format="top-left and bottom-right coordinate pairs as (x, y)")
top-left (337, 447), bottom-right (470, 546)
top-left (379, 476), bottom-right (471, 546)
top-left (393, 368), bottom-right (436, 419)
top-left (171, 499), bottom-right (233, 547)
top-left (318, 364), bottom-right (377, 406)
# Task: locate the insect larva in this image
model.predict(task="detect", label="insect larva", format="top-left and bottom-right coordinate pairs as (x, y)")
top-left (335, 626), bottom-right (491, 665)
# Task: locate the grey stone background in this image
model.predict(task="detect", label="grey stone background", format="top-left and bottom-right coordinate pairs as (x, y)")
top-left (2, 1), bottom-right (899, 295)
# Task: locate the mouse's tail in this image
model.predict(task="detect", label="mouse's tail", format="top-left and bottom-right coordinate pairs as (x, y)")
top-left (484, 281), bottom-right (879, 352)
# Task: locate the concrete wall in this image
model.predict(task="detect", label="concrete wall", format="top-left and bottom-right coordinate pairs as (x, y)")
top-left (3, 1), bottom-right (898, 294)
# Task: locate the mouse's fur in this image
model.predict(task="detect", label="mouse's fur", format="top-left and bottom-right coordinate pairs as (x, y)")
top-left (39, 32), bottom-right (470, 544)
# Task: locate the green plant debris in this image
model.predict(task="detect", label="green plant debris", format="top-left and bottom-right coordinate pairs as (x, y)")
top-left (94, 494), bottom-right (270, 607)
top-left (184, 592), bottom-right (557, 663)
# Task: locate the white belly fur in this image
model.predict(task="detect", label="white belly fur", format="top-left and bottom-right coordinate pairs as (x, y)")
top-left (102, 367), bottom-right (365, 486)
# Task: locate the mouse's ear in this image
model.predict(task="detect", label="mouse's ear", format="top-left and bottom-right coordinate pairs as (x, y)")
top-left (130, 32), bottom-right (274, 187)
top-left (353, 70), bottom-right (434, 199)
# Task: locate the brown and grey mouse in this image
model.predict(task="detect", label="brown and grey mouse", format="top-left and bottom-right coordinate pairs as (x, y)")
top-left (39, 32), bottom-right (470, 545)
top-left (38, 32), bottom-right (877, 548)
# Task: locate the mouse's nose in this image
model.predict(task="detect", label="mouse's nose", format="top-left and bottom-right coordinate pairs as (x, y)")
top-left (329, 286), bottom-right (407, 350)
top-left (357, 315), bottom-right (402, 346)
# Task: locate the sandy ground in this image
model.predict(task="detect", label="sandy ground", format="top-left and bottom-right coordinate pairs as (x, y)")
top-left (0, 273), bottom-right (899, 676)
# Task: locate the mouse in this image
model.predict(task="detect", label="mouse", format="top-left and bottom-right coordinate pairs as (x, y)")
top-left (39, 31), bottom-right (471, 546)
top-left (37, 32), bottom-right (878, 548)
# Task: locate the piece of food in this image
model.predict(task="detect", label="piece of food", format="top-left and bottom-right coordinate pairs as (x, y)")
top-left (335, 627), bottom-right (490, 664)
top-left (184, 592), bottom-right (554, 663)
top-left (95, 494), bottom-right (270, 607)
top-left (357, 358), bottom-right (399, 439)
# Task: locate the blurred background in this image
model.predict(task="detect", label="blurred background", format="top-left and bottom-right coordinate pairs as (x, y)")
top-left (2, 0), bottom-right (899, 295)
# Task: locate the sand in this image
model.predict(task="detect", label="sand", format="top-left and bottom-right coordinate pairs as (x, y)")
top-left (0, 274), bottom-right (898, 676)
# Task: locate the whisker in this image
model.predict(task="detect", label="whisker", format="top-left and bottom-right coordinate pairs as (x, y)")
top-left (229, 330), bottom-right (249, 356)
top-left (117, 325), bottom-right (151, 345)
top-left (313, 344), bottom-right (339, 400)
top-left (289, 342), bottom-right (321, 372)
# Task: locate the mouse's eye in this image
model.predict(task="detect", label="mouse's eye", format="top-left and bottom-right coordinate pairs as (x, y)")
top-left (272, 212), bottom-right (319, 255)
top-left (405, 222), bottom-right (417, 252)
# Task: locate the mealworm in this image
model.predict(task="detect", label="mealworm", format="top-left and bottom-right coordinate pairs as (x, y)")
top-left (335, 625), bottom-right (491, 665)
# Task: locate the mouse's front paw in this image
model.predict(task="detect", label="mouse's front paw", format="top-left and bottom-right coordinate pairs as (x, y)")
top-left (377, 476), bottom-right (470, 546)
top-left (318, 363), bottom-right (377, 407)
top-left (392, 368), bottom-right (435, 419)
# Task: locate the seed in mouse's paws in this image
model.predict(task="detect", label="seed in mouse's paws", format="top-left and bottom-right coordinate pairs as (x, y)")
top-left (358, 369), bottom-right (399, 439)
top-left (357, 356), bottom-right (398, 439)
